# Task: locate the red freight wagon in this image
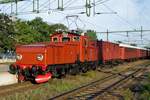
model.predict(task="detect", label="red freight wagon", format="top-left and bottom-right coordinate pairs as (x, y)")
top-left (87, 41), bottom-right (98, 62)
top-left (149, 50), bottom-right (150, 58)
top-left (138, 49), bottom-right (147, 59)
top-left (142, 50), bottom-right (147, 58)
top-left (119, 44), bottom-right (139, 60)
top-left (97, 40), bottom-right (120, 64)
top-left (149, 50), bottom-right (150, 59)
top-left (137, 49), bottom-right (141, 59)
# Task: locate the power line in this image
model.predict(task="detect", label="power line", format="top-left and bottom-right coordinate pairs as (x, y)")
top-left (95, 0), bottom-right (111, 6)
top-left (97, 29), bottom-right (150, 34)
top-left (102, 4), bottom-right (136, 30)
top-left (0, 0), bottom-right (113, 16)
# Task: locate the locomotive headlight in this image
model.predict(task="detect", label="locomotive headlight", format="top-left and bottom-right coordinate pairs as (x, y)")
top-left (36, 54), bottom-right (44, 61)
top-left (16, 54), bottom-right (22, 60)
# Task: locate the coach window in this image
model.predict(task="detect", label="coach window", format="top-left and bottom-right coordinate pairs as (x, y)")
top-left (53, 37), bottom-right (58, 42)
top-left (62, 37), bottom-right (70, 42)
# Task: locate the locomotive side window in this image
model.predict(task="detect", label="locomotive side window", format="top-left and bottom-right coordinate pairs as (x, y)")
top-left (73, 36), bottom-right (80, 41)
top-left (53, 37), bottom-right (58, 42)
top-left (84, 39), bottom-right (88, 47)
top-left (62, 37), bottom-right (70, 42)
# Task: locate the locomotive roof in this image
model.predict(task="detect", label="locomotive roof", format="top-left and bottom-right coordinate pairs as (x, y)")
top-left (50, 32), bottom-right (81, 37)
top-left (23, 44), bottom-right (47, 47)
top-left (119, 43), bottom-right (147, 50)
top-left (17, 42), bottom-right (50, 47)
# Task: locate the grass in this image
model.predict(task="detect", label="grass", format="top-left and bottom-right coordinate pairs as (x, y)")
top-left (123, 71), bottom-right (150, 100)
top-left (123, 89), bottom-right (134, 100)
top-left (1, 60), bottom-right (150, 100)
top-left (139, 78), bottom-right (150, 100)
top-left (1, 71), bottom-right (108, 100)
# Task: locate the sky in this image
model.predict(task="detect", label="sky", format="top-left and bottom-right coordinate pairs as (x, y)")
top-left (0, 0), bottom-right (150, 46)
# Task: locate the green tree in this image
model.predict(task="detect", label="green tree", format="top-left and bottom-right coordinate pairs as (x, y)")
top-left (27, 17), bottom-right (68, 42)
top-left (0, 13), bottom-right (15, 52)
top-left (27, 17), bottom-right (50, 41)
top-left (14, 20), bottom-right (38, 44)
top-left (0, 15), bottom-right (68, 52)
top-left (86, 30), bottom-right (97, 40)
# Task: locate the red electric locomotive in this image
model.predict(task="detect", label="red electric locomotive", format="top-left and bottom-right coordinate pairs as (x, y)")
top-left (9, 32), bottom-right (98, 83)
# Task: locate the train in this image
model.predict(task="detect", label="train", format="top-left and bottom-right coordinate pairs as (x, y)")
top-left (9, 31), bottom-right (150, 83)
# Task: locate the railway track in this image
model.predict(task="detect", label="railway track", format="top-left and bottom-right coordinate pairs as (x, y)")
top-left (50, 64), bottom-right (149, 100)
top-left (90, 68), bottom-right (146, 100)
top-left (0, 82), bottom-right (34, 97)
top-left (0, 61), bottom-right (149, 98)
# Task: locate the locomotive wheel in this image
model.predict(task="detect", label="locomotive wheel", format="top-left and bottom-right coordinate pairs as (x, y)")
top-left (92, 64), bottom-right (97, 70)
top-left (52, 69), bottom-right (59, 78)
top-left (58, 68), bottom-right (66, 79)
top-left (61, 68), bottom-right (67, 78)
top-left (69, 68), bottom-right (76, 75)
top-left (81, 66), bottom-right (88, 73)
top-left (9, 65), bottom-right (17, 74)
top-left (17, 73), bottom-right (25, 83)
top-left (69, 66), bottom-right (79, 75)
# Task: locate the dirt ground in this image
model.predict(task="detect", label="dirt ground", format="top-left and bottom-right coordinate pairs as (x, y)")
top-left (0, 60), bottom-right (149, 100)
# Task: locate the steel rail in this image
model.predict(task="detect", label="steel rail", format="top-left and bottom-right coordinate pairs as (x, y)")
top-left (49, 63), bottom-right (149, 100)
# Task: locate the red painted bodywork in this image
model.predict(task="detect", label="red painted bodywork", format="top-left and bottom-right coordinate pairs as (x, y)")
top-left (120, 47), bottom-right (138, 60)
top-left (35, 72), bottom-right (52, 83)
top-left (16, 44), bottom-right (47, 71)
top-left (119, 47), bottom-right (147, 60)
top-left (16, 32), bottom-right (98, 70)
top-left (149, 51), bottom-right (150, 58)
top-left (13, 32), bottom-right (150, 83)
top-left (97, 41), bottom-right (120, 64)
top-left (140, 49), bottom-right (147, 58)
top-left (15, 32), bottom-right (98, 83)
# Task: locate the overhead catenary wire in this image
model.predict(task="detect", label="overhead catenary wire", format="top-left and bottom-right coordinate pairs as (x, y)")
top-left (137, 2), bottom-right (150, 27)
top-left (63, 0), bottom-right (75, 8)
top-left (41, 0), bottom-right (57, 9)
top-left (16, 0), bottom-right (57, 15)
top-left (0, 1), bottom-right (147, 30)
top-left (95, 0), bottom-right (111, 6)
top-left (102, 4), bottom-right (136, 30)
top-left (36, 0), bottom-right (51, 10)
top-left (16, 1), bottom-right (33, 14)
top-left (0, 0), bottom-right (112, 16)
top-left (0, 0), bottom-right (149, 46)
top-left (3, 0), bottom-right (36, 14)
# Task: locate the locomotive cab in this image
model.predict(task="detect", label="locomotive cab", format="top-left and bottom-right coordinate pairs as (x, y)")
top-left (50, 31), bottom-right (80, 42)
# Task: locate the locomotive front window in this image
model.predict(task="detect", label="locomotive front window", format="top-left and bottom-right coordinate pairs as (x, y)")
top-left (62, 37), bottom-right (70, 42)
top-left (53, 37), bottom-right (58, 42)
top-left (73, 36), bottom-right (80, 41)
